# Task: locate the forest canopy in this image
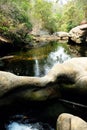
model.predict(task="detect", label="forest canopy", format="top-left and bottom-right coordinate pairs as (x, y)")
top-left (0, 0), bottom-right (86, 43)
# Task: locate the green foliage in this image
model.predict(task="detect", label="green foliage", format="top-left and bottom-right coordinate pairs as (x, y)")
top-left (31, 0), bottom-right (58, 33)
top-left (76, 0), bottom-right (87, 19)
top-left (0, 0), bottom-right (87, 45)
top-left (30, 0), bottom-right (87, 33)
top-left (0, 0), bottom-right (32, 44)
top-left (57, 0), bottom-right (86, 31)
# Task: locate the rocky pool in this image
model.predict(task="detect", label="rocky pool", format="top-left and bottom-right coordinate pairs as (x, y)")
top-left (0, 41), bottom-right (87, 130)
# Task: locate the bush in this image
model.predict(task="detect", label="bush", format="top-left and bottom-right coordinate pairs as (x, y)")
top-left (0, 0), bottom-right (32, 45)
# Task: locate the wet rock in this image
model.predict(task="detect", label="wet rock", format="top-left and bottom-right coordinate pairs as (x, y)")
top-left (69, 24), bottom-right (87, 44)
top-left (57, 113), bottom-right (87, 130)
top-left (1, 57), bottom-right (87, 105)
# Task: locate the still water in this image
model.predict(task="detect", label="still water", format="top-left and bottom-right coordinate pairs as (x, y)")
top-left (0, 41), bottom-right (81, 130)
top-left (1, 42), bottom-right (71, 77)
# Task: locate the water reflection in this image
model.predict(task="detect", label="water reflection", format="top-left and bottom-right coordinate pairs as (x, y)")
top-left (43, 46), bottom-right (71, 75)
top-left (49, 46), bottom-right (70, 63)
top-left (1, 42), bottom-right (71, 77)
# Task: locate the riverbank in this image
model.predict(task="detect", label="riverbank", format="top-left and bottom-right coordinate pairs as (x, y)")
top-left (0, 24), bottom-right (87, 55)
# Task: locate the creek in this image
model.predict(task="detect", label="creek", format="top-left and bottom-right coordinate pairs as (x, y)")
top-left (0, 41), bottom-right (87, 130)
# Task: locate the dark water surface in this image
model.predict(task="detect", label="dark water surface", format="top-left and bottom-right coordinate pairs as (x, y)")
top-left (0, 42), bottom-right (72, 77)
top-left (0, 41), bottom-right (87, 130)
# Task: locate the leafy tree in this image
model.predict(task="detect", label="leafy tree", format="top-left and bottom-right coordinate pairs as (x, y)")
top-left (31, 0), bottom-right (58, 34)
top-left (76, 0), bottom-right (87, 20)
top-left (58, 0), bottom-right (85, 31)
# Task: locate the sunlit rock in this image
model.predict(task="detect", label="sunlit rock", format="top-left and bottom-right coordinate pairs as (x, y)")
top-left (53, 31), bottom-right (69, 40)
top-left (57, 113), bottom-right (87, 130)
top-left (69, 24), bottom-right (87, 44)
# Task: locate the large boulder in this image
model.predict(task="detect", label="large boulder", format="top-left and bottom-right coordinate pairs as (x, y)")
top-left (69, 24), bottom-right (87, 44)
top-left (1, 57), bottom-right (87, 105)
top-left (57, 113), bottom-right (87, 130)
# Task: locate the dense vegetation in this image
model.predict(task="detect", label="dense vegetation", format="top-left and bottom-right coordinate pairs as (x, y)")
top-left (0, 0), bottom-right (87, 45)
top-left (0, 0), bottom-right (32, 44)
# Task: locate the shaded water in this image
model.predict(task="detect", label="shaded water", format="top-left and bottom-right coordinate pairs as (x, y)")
top-left (1, 42), bottom-right (71, 77)
top-left (1, 41), bottom-right (87, 130)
